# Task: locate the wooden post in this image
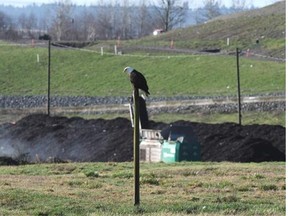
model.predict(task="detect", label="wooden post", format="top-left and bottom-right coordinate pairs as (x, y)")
top-left (133, 87), bottom-right (140, 206)
top-left (236, 48), bottom-right (242, 125)
top-left (114, 45), bottom-right (117, 55)
top-left (170, 40), bottom-right (174, 49)
top-left (37, 54), bottom-right (40, 63)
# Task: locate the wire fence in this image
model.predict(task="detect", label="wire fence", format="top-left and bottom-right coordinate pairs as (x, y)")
top-left (0, 40), bottom-right (285, 124)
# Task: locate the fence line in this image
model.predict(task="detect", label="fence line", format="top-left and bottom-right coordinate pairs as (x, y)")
top-left (1, 41), bottom-right (285, 61)
top-left (0, 41), bottom-right (285, 125)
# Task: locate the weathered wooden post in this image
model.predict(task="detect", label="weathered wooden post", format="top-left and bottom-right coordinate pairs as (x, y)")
top-left (123, 66), bottom-right (149, 206)
top-left (133, 87), bottom-right (140, 206)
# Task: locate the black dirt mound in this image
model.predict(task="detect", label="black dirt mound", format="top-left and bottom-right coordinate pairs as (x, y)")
top-left (0, 114), bottom-right (285, 164)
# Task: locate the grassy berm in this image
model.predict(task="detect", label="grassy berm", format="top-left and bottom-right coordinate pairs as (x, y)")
top-left (0, 2), bottom-right (285, 97)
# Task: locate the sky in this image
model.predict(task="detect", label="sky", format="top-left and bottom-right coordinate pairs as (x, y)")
top-left (0, 0), bottom-right (283, 8)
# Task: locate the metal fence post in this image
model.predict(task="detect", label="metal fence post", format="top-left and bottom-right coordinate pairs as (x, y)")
top-left (47, 40), bottom-right (51, 116)
top-left (236, 48), bottom-right (242, 125)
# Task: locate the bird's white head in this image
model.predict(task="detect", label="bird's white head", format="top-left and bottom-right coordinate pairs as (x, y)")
top-left (123, 66), bottom-right (133, 74)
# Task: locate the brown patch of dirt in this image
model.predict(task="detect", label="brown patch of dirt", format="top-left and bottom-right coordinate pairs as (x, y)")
top-left (0, 114), bottom-right (285, 164)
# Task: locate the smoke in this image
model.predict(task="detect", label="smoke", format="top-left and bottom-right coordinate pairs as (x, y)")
top-left (0, 135), bottom-right (67, 163)
top-left (21, 134), bottom-right (67, 163)
top-left (0, 138), bottom-right (22, 159)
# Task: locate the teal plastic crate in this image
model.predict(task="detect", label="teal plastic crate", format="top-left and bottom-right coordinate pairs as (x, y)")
top-left (161, 126), bottom-right (201, 163)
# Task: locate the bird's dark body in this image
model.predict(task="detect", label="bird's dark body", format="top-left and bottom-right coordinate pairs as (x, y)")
top-left (130, 69), bottom-right (150, 96)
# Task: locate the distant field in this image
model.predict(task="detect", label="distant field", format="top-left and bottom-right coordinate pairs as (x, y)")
top-left (0, 43), bottom-right (285, 97)
top-left (0, 162), bottom-right (285, 215)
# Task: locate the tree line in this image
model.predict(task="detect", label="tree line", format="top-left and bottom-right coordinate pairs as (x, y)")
top-left (0, 0), bottom-right (251, 41)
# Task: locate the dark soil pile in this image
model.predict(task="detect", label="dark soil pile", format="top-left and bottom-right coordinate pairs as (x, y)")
top-left (0, 114), bottom-right (285, 164)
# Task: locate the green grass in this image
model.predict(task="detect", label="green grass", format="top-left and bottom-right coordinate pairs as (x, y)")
top-left (127, 9), bottom-right (285, 58)
top-left (0, 3), bottom-right (285, 98)
top-left (0, 162), bottom-right (285, 215)
top-left (149, 111), bottom-right (286, 126)
top-left (0, 7), bottom-right (285, 127)
top-left (0, 109), bottom-right (285, 126)
top-left (64, 111), bottom-right (285, 126)
top-left (0, 43), bottom-right (285, 97)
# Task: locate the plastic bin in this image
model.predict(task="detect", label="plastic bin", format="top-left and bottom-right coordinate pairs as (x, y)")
top-left (161, 126), bottom-right (201, 163)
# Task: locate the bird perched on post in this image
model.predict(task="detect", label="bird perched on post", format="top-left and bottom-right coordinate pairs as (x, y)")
top-left (123, 66), bottom-right (150, 96)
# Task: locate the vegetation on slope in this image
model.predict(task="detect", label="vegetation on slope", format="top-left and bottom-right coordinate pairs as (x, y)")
top-left (0, 3), bottom-right (285, 125)
top-left (0, 2), bottom-right (285, 97)
top-left (119, 2), bottom-right (285, 59)
top-left (0, 44), bottom-right (285, 97)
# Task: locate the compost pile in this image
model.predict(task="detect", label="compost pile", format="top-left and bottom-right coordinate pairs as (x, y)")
top-left (0, 114), bottom-right (285, 164)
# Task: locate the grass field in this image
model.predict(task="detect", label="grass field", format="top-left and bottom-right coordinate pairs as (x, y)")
top-left (0, 43), bottom-right (285, 97)
top-left (0, 106), bottom-right (285, 126)
top-left (0, 162), bottom-right (285, 216)
top-left (0, 42), bottom-right (285, 126)
top-left (0, 5), bottom-right (285, 215)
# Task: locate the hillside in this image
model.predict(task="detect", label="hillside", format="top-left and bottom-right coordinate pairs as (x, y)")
top-left (0, 2), bottom-right (285, 127)
top-left (0, 44), bottom-right (285, 97)
top-left (211, 1), bottom-right (285, 20)
top-left (125, 1), bottom-right (285, 59)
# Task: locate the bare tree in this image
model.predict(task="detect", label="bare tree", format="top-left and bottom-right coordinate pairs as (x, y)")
top-left (80, 10), bottom-right (97, 41)
top-left (18, 12), bottom-right (38, 38)
top-left (195, 0), bottom-right (222, 23)
top-left (18, 13), bottom-right (27, 30)
top-left (231, 0), bottom-right (247, 12)
top-left (94, 0), bottom-right (135, 40)
top-left (95, 4), bottom-right (114, 39)
top-left (38, 8), bottom-right (52, 35)
top-left (0, 11), bottom-right (9, 32)
top-left (120, 0), bottom-right (132, 39)
top-left (27, 13), bottom-right (37, 31)
top-left (154, 0), bottom-right (186, 31)
top-left (137, 1), bottom-right (147, 37)
top-left (203, 0), bottom-right (222, 19)
top-left (0, 11), bottom-right (18, 40)
top-left (136, 1), bottom-right (156, 37)
top-left (50, 0), bottom-right (73, 41)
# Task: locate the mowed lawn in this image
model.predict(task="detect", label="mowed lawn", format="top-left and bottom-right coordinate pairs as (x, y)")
top-left (0, 162), bottom-right (285, 215)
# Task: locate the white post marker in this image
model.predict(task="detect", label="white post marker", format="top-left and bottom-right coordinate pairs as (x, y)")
top-left (114, 45), bottom-right (117, 55)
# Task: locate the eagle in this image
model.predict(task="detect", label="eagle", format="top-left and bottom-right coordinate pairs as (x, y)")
top-left (123, 66), bottom-right (150, 96)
